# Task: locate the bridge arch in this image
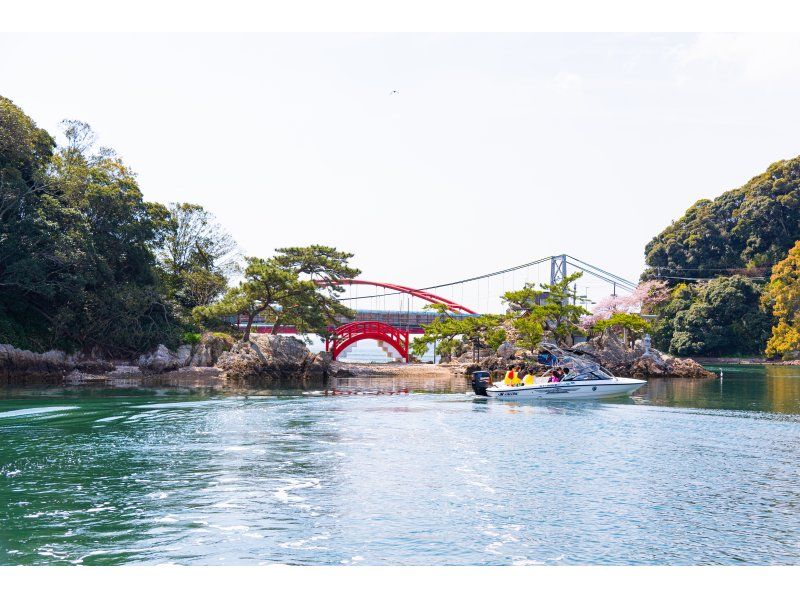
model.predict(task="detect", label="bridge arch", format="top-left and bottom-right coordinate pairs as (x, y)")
top-left (326, 321), bottom-right (410, 362)
top-left (313, 279), bottom-right (476, 362)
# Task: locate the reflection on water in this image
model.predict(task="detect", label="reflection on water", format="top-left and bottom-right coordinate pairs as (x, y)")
top-left (634, 365), bottom-right (800, 414)
top-left (1, 365), bottom-right (799, 565)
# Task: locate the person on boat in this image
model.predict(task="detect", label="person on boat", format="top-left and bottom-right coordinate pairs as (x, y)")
top-left (561, 367), bottom-right (571, 380)
top-left (548, 368), bottom-right (563, 383)
top-left (504, 366), bottom-right (522, 386)
top-left (522, 369), bottom-right (535, 386)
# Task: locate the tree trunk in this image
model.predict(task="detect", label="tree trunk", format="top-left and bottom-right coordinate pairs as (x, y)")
top-left (243, 315), bottom-right (254, 342)
top-left (270, 318), bottom-right (281, 335)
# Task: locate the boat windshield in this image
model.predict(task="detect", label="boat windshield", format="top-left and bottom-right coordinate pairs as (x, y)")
top-left (537, 343), bottom-right (612, 381)
top-left (563, 370), bottom-right (612, 381)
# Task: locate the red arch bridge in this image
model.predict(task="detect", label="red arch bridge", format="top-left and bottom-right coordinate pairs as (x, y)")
top-left (240, 279), bottom-right (477, 362)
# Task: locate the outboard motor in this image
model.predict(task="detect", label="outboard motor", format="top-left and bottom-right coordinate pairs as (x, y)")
top-left (471, 371), bottom-right (491, 396)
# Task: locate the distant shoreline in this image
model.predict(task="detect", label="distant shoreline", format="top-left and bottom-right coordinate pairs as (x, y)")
top-left (695, 357), bottom-right (800, 366)
top-left (694, 357), bottom-right (769, 365)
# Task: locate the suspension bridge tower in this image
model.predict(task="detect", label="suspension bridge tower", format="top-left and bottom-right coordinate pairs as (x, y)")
top-left (550, 254), bottom-right (567, 285)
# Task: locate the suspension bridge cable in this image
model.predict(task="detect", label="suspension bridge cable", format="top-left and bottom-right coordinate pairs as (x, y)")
top-left (565, 260), bottom-right (637, 292)
top-left (565, 255), bottom-right (638, 288)
top-left (337, 255), bottom-right (637, 303)
top-left (337, 256), bottom-right (554, 302)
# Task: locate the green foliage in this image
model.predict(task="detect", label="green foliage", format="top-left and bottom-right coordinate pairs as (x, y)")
top-left (665, 276), bottom-right (770, 356)
top-left (644, 156), bottom-right (800, 279)
top-left (593, 312), bottom-right (650, 344)
top-left (762, 240), bottom-right (800, 358)
top-left (512, 315), bottom-right (544, 352)
top-left (503, 271), bottom-right (589, 345)
top-left (413, 273), bottom-right (589, 360)
top-left (411, 312), bottom-right (506, 359)
top-left (157, 202), bottom-right (237, 318)
top-left (642, 157), bottom-right (800, 356)
top-left (183, 332), bottom-right (202, 345)
top-left (0, 101), bottom-right (180, 356)
top-left (197, 247), bottom-right (359, 341)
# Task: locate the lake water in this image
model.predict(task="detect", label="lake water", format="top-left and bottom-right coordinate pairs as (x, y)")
top-left (1, 365), bottom-right (799, 565)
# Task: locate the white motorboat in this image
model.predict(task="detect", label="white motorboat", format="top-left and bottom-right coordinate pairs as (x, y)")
top-left (472, 343), bottom-right (645, 400)
top-left (484, 374), bottom-right (645, 399)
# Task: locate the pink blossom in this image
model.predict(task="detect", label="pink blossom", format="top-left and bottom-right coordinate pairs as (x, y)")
top-left (581, 280), bottom-right (668, 327)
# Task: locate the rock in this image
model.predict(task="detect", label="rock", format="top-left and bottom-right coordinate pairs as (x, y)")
top-left (75, 360), bottom-right (115, 375)
top-left (176, 345), bottom-right (193, 366)
top-left (497, 342), bottom-right (516, 359)
top-left (306, 351), bottom-right (331, 380)
top-left (572, 333), bottom-right (714, 378)
top-left (187, 333), bottom-right (234, 367)
top-left (216, 342), bottom-right (264, 378)
top-left (107, 365), bottom-right (143, 379)
top-left (661, 357), bottom-right (715, 378)
top-left (217, 335), bottom-right (328, 380)
top-left (137, 344), bottom-right (183, 374)
top-left (65, 370), bottom-right (111, 383)
top-left (0, 344), bottom-right (70, 382)
top-left (158, 366), bottom-right (225, 384)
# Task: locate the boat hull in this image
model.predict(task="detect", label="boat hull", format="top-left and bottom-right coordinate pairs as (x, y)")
top-left (484, 377), bottom-right (646, 400)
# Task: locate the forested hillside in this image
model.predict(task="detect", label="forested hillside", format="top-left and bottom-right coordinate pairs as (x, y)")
top-left (643, 157), bottom-right (800, 357)
top-left (644, 157), bottom-right (800, 278)
top-left (0, 96), bottom-right (233, 356)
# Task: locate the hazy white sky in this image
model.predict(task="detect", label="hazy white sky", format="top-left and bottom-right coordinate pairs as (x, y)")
top-left (2, 33), bottom-right (800, 309)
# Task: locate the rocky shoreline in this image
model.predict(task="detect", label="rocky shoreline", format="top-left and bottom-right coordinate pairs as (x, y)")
top-left (1, 330), bottom-right (718, 387)
top-left (0, 334), bottom-right (461, 386)
top-left (440, 331), bottom-right (714, 379)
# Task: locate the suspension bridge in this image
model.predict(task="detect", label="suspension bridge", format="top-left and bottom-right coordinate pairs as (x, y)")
top-left (242, 254), bottom-right (639, 362)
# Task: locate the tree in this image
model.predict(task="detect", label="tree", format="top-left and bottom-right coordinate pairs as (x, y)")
top-left (502, 271), bottom-right (589, 346)
top-left (37, 121), bottom-right (180, 354)
top-left (411, 306), bottom-right (506, 360)
top-left (1, 105), bottom-right (180, 355)
top-left (762, 240), bottom-right (800, 358)
top-left (0, 96), bottom-right (57, 346)
top-left (667, 275), bottom-right (770, 356)
top-left (196, 246), bottom-right (359, 342)
top-left (582, 280), bottom-right (669, 328)
top-left (157, 202), bottom-right (238, 315)
top-left (643, 156), bottom-right (800, 280)
top-left (593, 312), bottom-right (651, 347)
top-left (513, 315), bottom-right (544, 352)
top-left (647, 283), bottom-right (694, 352)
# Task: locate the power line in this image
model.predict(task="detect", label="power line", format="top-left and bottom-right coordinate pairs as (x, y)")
top-left (655, 274), bottom-right (767, 282)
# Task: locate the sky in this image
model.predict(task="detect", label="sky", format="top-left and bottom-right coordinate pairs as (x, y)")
top-left (2, 33), bottom-right (800, 311)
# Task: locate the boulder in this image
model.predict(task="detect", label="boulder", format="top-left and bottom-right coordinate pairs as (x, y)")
top-left (137, 344), bottom-right (183, 374)
top-left (661, 357), bottom-right (715, 378)
top-left (496, 342), bottom-right (516, 359)
top-left (217, 335), bottom-right (330, 380)
top-left (306, 351), bottom-right (332, 380)
top-left (186, 333), bottom-right (234, 367)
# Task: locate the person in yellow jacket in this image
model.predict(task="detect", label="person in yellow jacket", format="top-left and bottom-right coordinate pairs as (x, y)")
top-left (504, 366), bottom-right (522, 386)
top-left (522, 370), bottom-right (535, 386)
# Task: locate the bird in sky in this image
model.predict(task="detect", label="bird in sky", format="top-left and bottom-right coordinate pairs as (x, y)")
top-left (390, 90), bottom-right (399, 95)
